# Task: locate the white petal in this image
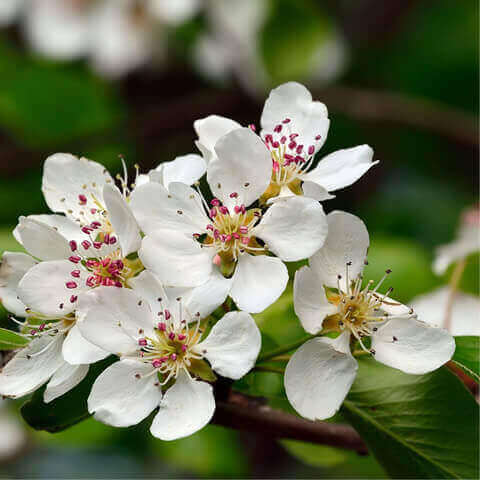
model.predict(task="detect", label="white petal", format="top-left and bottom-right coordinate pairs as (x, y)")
top-left (19, 214), bottom-right (85, 245)
top-left (150, 371), bottom-right (215, 441)
top-left (260, 82), bottom-right (330, 152)
top-left (89, 0), bottom-right (154, 78)
top-left (303, 145), bottom-right (377, 192)
top-left (140, 231), bottom-right (214, 288)
top-left (230, 254), bottom-right (288, 313)
top-left (371, 318), bottom-right (455, 375)
top-left (208, 128), bottom-right (271, 209)
top-left (14, 216), bottom-right (71, 261)
top-left (293, 266), bottom-right (337, 334)
top-left (411, 287), bottom-right (480, 336)
top-left (301, 181), bottom-right (336, 201)
top-left (166, 269), bottom-right (233, 319)
top-left (129, 270), bottom-right (170, 317)
top-left (433, 223), bottom-right (479, 275)
top-left (77, 287), bottom-right (155, 356)
top-left (284, 333), bottom-right (357, 420)
top-left (0, 0), bottom-right (23, 26)
top-left (103, 185), bottom-right (141, 256)
top-left (44, 362), bottom-right (89, 403)
top-left (0, 252), bottom-right (37, 317)
top-left (88, 360), bottom-right (160, 427)
top-left (42, 153), bottom-right (113, 216)
top-left (25, 0), bottom-right (90, 60)
top-left (0, 335), bottom-right (64, 398)
top-left (62, 324), bottom-right (109, 366)
top-left (197, 311), bottom-right (261, 379)
top-left (148, 0), bottom-right (200, 25)
top-left (309, 211), bottom-right (369, 290)
top-left (130, 181), bottom-right (208, 237)
top-left (18, 260), bottom-right (88, 316)
top-left (253, 197), bottom-right (328, 261)
top-left (194, 115), bottom-right (242, 164)
top-left (156, 154), bottom-right (207, 188)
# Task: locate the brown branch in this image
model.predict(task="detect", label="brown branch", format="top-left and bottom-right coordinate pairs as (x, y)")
top-left (212, 391), bottom-right (368, 455)
top-left (318, 86), bottom-right (478, 147)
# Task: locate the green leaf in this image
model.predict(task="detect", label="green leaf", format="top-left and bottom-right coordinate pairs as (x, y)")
top-left (342, 358), bottom-right (479, 479)
top-left (0, 327), bottom-right (29, 350)
top-left (452, 336), bottom-right (479, 381)
top-left (281, 440), bottom-right (347, 468)
top-left (21, 356), bottom-right (116, 433)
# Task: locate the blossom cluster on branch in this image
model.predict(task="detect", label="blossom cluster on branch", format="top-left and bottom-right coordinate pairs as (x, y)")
top-left (0, 82), bottom-right (456, 440)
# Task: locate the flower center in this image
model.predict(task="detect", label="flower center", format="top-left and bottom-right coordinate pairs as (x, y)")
top-left (8, 313), bottom-right (75, 359)
top-left (257, 119), bottom-right (321, 203)
top-left (196, 193), bottom-right (266, 277)
top-left (322, 263), bottom-right (415, 354)
top-left (127, 302), bottom-right (214, 386)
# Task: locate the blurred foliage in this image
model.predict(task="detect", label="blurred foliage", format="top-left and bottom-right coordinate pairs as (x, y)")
top-left (261, 0), bottom-right (333, 82)
top-left (0, 36), bottom-right (124, 149)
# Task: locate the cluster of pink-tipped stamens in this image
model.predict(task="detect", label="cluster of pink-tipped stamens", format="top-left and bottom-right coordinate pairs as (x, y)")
top-left (127, 302), bottom-right (205, 385)
top-left (63, 222), bottom-right (126, 301)
top-left (261, 118), bottom-right (322, 185)
top-left (198, 193), bottom-right (263, 261)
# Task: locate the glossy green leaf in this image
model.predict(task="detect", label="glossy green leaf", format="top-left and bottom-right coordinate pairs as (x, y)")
top-left (0, 327), bottom-right (29, 350)
top-left (21, 356), bottom-right (116, 433)
top-left (452, 336), bottom-right (479, 381)
top-left (342, 358), bottom-right (479, 479)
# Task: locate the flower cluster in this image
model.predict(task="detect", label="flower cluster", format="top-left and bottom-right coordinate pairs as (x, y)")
top-left (0, 82), bottom-right (455, 439)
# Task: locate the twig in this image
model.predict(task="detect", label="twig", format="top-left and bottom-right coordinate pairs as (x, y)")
top-left (258, 335), bottom-right (313, 363)
top-left (444, 259), bottom-right (467, 331)
top-left (318, 86), bottom-right (478, 147)
top-left (212, 391), bottom-right (368, 455)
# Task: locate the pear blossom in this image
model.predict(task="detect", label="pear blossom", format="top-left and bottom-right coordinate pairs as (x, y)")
top-left (20, 0), bottom-right (200, 77)
top-left (193, 1), bottom-right (348, 94)
top-left (285, 211), bottom-right (455, 421)
top-left (76, 270), bottom-right (261, 440)
top-left (16, 153), bottom-right (144, 317)
top-left (131, 127), bottom-right (328, 313)
top-left (194, 82), bottom-right (377, 203)
top-left (411, 287), bottom-right (480, 337)
top-left (0, 370), bottom-right (27, 461)
top-left (433, 204), bottom-right (479, 275)
top-left (0, 0), bottom-right (23, 26)
top-left (135, 153), bottom-right (206, 189)
top-left (0, 248), bottom-right (107, 402)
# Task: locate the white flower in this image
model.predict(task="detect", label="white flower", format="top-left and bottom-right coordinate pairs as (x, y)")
top-left (135, 153), bottom-right (206, 189)
top-left (193, 0), bottom-right (269, 94)
top-left (433, 205), bottom-right (479, 275)
top-left (24, 0), bottom-right (92, 60)
top-left (411, 287), bottom-right (480, 337)
top-left (16, 153), bottom-right (143, 318)
top-left (194, 82), bottom-right (377, 203)
top-left (76, 270), bottom-right (261, 440)
top-left (0, 246), bottom-right (107, 402)
top-left (0, 0), bottom-right (23, 26)
top-left (22, 0), bottom-right (201, 78)
top-left (0, 379), bottom-right (27, 461)
top-left (131, 128), bottom-right (328, 313)
top-left (285, 210), bottom-right (455, 421)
